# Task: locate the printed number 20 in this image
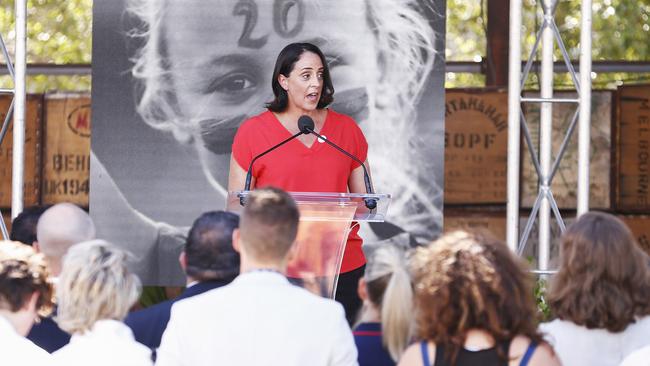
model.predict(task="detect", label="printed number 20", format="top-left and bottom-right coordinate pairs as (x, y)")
top-left (233, 0), bottom-right (305, 49)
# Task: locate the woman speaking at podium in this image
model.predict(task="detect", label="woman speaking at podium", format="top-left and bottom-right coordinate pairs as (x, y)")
top-left (228, 42), bottom-right (372, 324)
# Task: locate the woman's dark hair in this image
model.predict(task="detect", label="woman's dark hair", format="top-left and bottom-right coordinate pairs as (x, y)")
top-left (548, 211), bottom-right (650, 332)
top-left (266, 42), bottom-right (334, 112)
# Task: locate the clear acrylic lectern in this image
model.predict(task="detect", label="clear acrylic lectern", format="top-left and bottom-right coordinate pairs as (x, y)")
top-left (228, 191), bottom-right (390, 299)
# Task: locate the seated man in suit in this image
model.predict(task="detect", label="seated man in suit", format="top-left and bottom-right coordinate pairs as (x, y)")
top-left (28, 203), bottom-right (96, 353)
top-left (125, 210), bottom-right (240, 352)
top-left (156, 188), bottom-right (358, 366)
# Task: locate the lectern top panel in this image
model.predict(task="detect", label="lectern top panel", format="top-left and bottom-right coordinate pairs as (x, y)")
top-left (228, 191), bottom-right (390, 222)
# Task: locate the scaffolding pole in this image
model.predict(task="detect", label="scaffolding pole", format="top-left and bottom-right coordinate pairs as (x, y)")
top-left (577, 0), bottom-right (592, 216)
top-left (537, 0), bottom-right (555, 273)
top-left (507, 0), bottom-right (592, 263)
top-left (506, 0), bottom-right (523, 252)
top-left (11, 0), bottom-right (27, 220)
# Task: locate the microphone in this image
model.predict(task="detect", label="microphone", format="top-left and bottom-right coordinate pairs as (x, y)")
top-left (298, 115), bottom-right (314, 134)
top-left (297, 115), bottom-right (377, 210)
top-left (240, 123), bottom-right (309, 206)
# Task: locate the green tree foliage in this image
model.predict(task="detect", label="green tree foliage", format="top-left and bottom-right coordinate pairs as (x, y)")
top-left (447, 0), bottom-right (650, 88)
top-left (0, 0), bottom-right (91, 92)
top-left (0, 0), bottom-right (647, 90)
top-left (446, 0), bottom-right (485, 87)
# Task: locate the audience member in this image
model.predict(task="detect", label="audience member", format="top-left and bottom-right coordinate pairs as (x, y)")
top-left (540, 212), bottom-right (650, 366)
top-left (620, 345), bottom-right (650, 366)
top-left (34, 203), bottom-right (96, 276)
top-left (126, 210), bottom-right (240, 352)
top-left (0, 241), bottom-right (53, 365)
top-left (28, 202), bottom-right (96, 352)
top-left (51, 240), bottom-right (152, 366)
top-left (354, 244), bottom-right (413, 366)
top-left (399, 231), bottom-right (559, 366)
top-left (156, 188), bottom-right (357, 366)
top-left (9, 205), bottom-right (51, 245)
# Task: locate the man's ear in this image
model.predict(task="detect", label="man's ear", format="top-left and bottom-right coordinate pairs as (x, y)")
top-left (286, 240), bottom-right (299, 263)
top-left (178, 251), bottom-right (187, 272)
top-left (33, 241), bottom-right (41, 253)
top-left (357, 277), bottom-right (368, 302)
top-left (232, 229), bottom-right (241, 253)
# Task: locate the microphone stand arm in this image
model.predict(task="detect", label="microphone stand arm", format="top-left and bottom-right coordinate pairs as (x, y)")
top-left (240, 130), bottom-right (304, 206)
top-left (307, 128), bottom-right (378, 210)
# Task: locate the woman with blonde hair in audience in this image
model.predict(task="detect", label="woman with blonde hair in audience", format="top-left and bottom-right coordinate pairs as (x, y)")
top-left (354, 244), bottom-right (413, 366)
top-left (540, 211), bottom-right (650, 366)
top-left (399, 231), bottom-right (559, 366)
top-left (51, 240), bottom-right (152, 366)
top-left (0, 241), bottom-right (53, 365)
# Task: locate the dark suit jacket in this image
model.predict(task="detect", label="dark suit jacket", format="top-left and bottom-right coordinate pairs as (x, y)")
top-left (125, 279), bottom-right (230, 350)
top-left (27, 311), bottom-right (71, 353)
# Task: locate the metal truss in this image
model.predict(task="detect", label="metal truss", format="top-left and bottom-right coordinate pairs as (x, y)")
top-left (507, 0), bottom-right (592, 272)
top-left (0, 0), bottom-right (27, 240)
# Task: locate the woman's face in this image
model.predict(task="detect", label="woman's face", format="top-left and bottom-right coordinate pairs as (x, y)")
top-left (163, 0), bottom-right (379, 159)
top-left (280, 51), bottom-right (324, 113)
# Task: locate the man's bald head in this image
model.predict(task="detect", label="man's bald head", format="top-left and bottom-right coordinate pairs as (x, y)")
top-left (36, 203), bottom-right (96, 261)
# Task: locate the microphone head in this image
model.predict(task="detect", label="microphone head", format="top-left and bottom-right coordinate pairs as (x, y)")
top-left (298, 115), bottom-right (315, 134)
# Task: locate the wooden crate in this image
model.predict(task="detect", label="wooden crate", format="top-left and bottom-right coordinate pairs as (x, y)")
top-left (444, 89), bottom-right (508, 204)
top-left (444, 207), bottom-right (570, 268)
top-left (521, 91), bottom-right (613, 209)
top-left (0, 94), bottom-right (43, 207)
top-left (41, 93), bottom-right (91, 206)
top-left (619, 215), bottom-right (650, 256)
top-left (615, 84), bottom-right (650, 211)
top-left (444, 208), bottom-right (507, 241)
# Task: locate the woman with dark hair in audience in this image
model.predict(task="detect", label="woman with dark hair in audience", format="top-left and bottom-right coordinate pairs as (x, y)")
top-left (354, 244), bottom-right (413, 366)
top-left (399, 231), bottom-right (559, 366)
top-left (540, 211), bottom-right (650, 366)
top-left (0, 240), bottom-right (53, 365)
top-left (9, 205), bottom-right (51, 246)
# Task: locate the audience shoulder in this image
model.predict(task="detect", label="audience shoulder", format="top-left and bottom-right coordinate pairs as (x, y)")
top-left (510, 335), bottom-right (560, 366)
top-left (171, 282), bottom-right (233, 315)
top-left (397, 343), bottom-right (426, 366)
top-left (538, 318), bottom-right (568, 344)
top-left (16, 336), bottom-right (50, 364)
top-left (621, 345), bottom-right (650, 366)
top-left (286, 285), bottom-right (349, 322)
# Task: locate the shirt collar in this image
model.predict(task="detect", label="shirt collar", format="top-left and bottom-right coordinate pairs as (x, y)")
top-left (70, 319), bottom-right (134, 342)
top-left (234, 270), bottom-right (288, 285)
top-left (0, 315), bottom-right (18, 335)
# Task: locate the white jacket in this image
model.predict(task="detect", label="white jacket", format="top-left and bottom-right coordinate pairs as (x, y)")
top-left (157, 271), bottom-right (358, 366)
top-left (52, 319), bottom-right (152, 366)
top-left (540, 316), bottom-right (650, 366)
top-left (0, 315), bottom-right (50, 366)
